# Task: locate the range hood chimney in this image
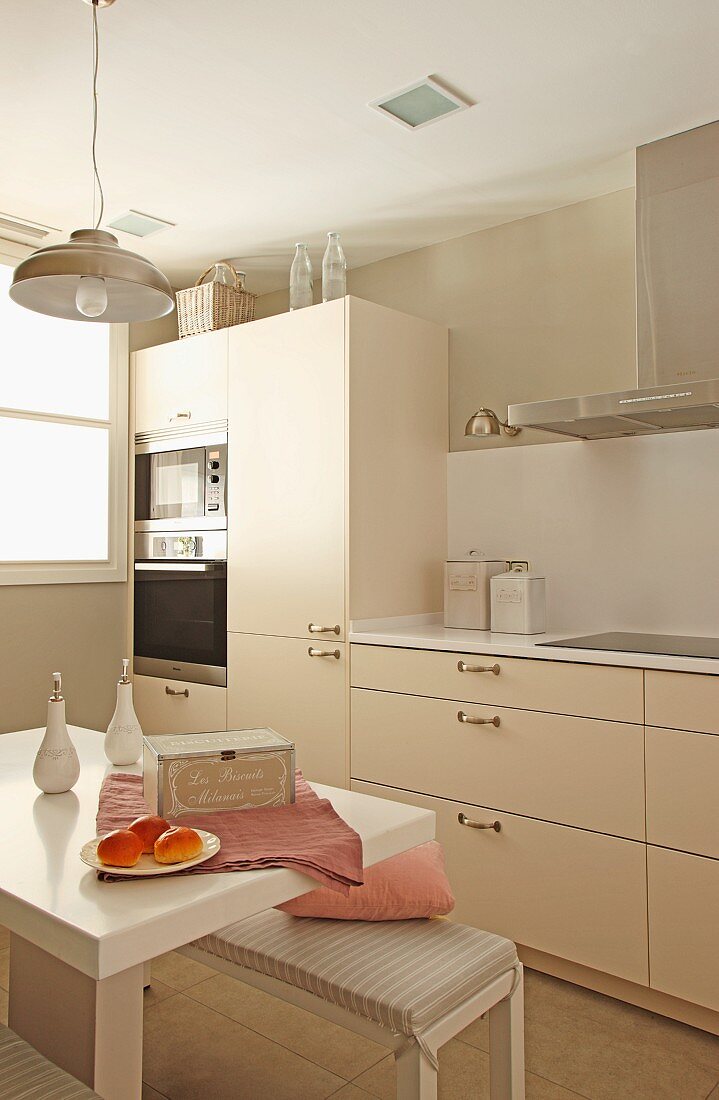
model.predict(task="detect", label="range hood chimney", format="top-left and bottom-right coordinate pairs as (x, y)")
top-left (509, 119), bottom-right (719, 440)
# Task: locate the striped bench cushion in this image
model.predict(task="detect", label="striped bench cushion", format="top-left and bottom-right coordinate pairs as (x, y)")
top-left (195, 911), bottom-right (518, 1051)
top-left (0, 1026), bottom-right (99, 1100)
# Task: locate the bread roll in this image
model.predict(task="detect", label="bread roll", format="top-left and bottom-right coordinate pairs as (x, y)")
top-left (154, 826), bottom-right (204, 864)
top-left (97, 829), bottom-right (144, 868)
top-left (128, 814), bottom-right (170, 854)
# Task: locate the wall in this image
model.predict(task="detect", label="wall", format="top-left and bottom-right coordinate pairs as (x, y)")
top-left (256, 189), bottom-right (637, 451)
top-left (448, 432), bottom-right (719, 635)
top-left (0, 583), bottom-right (126, 734)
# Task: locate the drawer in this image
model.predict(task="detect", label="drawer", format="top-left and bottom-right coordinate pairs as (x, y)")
top-left (351, 689), bottom-right (645, 839)
top-left (645, 670), bottom-right (719, 734)
top-left (646, 726), bottom-right (719, 858)
top-left (351, 780), bottom-right (649, 985)
top-left (350, 644), bottom-right (643, 723)
top-left (648, 846), bottom-right (719, 1011)
top-left (227, 633), bottom-right (347, 788)
top-left (134, 675), bottom-right (226, 735)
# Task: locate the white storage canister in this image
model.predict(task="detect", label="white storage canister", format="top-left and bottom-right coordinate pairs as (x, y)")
top-left (490, 568), bottom-right (546, 634)
top-left (444, 557), bottom-right (506, 630)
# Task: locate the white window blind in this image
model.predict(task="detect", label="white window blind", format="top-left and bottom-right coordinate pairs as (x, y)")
top-left (0, 256), bottom-right (128, 584)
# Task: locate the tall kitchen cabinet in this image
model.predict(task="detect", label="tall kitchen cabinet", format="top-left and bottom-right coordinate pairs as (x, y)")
top-left (226, 297), bottom-right (448, 786)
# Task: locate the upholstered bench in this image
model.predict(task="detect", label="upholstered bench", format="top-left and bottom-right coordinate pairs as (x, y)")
top-left (0, 1024), bottom-right (100, 1099)
top-left (181, 911), bottom-right (525, 1099)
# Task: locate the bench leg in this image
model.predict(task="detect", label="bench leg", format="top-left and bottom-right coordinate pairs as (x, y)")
top-left (395, 1041), bottom-right (437, 1100)
top-left (488, 967), bottom-right (525, 1100)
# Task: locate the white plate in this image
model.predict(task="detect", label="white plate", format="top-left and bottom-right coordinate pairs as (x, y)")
top-left (81, 829), bottom-right (221, 875)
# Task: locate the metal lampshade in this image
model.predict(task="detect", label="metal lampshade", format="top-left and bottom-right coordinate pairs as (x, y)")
top-left (464, 407), bottom-right (521, 438)
top-left (9, 229), bottom-right (174, 323)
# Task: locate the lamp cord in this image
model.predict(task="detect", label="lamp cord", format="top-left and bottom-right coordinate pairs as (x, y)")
top-left (91, 1), bottom-right (104, 230)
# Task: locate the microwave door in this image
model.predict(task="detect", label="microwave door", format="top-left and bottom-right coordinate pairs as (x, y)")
top-left (150, 448), bottom-right (205, 521)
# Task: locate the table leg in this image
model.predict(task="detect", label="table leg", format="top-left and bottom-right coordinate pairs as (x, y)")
top-left (8, 933), bottom-right (144, 1099)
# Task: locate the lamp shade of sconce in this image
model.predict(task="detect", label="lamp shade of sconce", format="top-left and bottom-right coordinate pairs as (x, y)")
top-left (464, 407), bottom-right (521, 438)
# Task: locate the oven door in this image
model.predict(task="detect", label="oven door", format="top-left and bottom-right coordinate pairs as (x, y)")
top-left (134, 561), bottom-right (227, 686)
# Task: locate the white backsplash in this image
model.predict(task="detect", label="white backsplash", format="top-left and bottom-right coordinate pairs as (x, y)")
top-left (448, 432), bottom-right (719, 635)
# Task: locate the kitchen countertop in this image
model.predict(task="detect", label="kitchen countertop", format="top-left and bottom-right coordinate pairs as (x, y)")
top-left (349, 615), bottom-right (719, 675)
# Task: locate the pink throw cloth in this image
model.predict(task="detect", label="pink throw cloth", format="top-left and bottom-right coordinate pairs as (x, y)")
top-left (95, 771), bottom-right (363, 892)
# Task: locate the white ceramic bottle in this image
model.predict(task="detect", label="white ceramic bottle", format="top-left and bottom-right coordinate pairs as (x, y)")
top-left (33, 672), bottom-right (80, 794)
top-left (104, 659), bottom-right (143, 766)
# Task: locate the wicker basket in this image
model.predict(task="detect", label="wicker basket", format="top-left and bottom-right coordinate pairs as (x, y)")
top-left (176, 262), bottom-right (256, 339)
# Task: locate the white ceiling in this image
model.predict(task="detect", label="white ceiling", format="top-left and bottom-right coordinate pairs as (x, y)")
top-left (2, 1), bottom-right (718, 294)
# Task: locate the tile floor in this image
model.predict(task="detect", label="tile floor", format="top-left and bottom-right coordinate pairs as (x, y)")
top-left (0, 927), bottom-right (718, 1099)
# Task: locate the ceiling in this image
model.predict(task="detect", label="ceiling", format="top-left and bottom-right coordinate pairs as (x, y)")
top-left (2, 1), bottom-right (718, 295)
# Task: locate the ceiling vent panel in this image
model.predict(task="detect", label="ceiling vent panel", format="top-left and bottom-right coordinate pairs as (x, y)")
top-left (107, 210), bottom-right (175, 237)
top-left (0, 213), bottom-right (58, 241)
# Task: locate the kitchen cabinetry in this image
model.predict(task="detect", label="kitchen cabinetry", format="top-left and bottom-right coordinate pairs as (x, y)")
top-left (134, 674), bottom-right (226, 735)
top-left (227, 633), bottom-right (346, 787)
top-left (133, 329), bottom-right (228, 435)
top-left (226, 298), bottom-right (448, 785)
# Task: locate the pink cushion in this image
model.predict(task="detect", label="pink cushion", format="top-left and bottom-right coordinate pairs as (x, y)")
top-left (276, 841), bottom-right (455, 920)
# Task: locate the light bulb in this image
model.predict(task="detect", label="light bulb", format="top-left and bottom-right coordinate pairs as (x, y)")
top-left (76, 276), bottom-right (108, 318)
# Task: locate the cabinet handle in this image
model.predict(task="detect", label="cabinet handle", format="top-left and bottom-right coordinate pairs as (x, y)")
top-left (457, 710), bottom-right (500, 727)
top-left (458, 812), bottom-right (501, 832)
top-left (308, 647), bottom-right (341, 659)
top-left (308, 623), bottom-right (341, 635)
top-left (457, 661), bottom-right (500, 675)
top-left (169, 411), bottom-right (191, 423)
top-left (165, 686), bottom-right (189, 697)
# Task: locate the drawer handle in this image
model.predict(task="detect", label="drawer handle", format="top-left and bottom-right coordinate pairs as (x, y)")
top-left (308, 623), bottom-right (341, 635)
top-left (457, 710), bottom-right (500, 727)
top-left (308, 647), bottom-right (341, 659)
top-left (458, 812), bottom-right (501, 832)
top-left (169, 411), bottom-right (192, 422)
top-left (458, 661), bottom-right (500, 675)
top-left (165, 686), bottom-right (189, 697)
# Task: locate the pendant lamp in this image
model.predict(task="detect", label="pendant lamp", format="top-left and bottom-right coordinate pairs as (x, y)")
top-left (10, 0), bottom-right (174, 323)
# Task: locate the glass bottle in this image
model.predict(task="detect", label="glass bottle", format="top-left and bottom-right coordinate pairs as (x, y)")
top-left (289, 244), bottom-right (313, 310)
top-left (104, 659), bottom-right (143, 766)
top-left (33, 673), bottom-right (80, 794)
top-left (322, 232), bottom-right (346, 303)
top-left (202, 261), bottom-right (237, 286)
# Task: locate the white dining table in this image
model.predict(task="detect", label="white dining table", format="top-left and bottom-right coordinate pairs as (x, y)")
top-left (0, 726), bottom-right (435, 1099)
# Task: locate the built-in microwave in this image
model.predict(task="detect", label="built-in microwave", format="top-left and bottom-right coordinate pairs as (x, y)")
top-left (135, 429), bottom-right (227, 532)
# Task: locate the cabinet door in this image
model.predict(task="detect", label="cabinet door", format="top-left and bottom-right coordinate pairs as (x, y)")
top-left (227, 632), bottom-right (347, 787)
top-left (134, 675), bottom-right (226, 734)
top-left (352, 780), bottom-right (649, 985)
top-left (133, 330), bottom-right (228, 435)
top-left (646, 726), bottom-right (719, 858)
top-left (227, 302), bottom-right (345, 640)
top-left (648, 846), bottom-right (719, 1011)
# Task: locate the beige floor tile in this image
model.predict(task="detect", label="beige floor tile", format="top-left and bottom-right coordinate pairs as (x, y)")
top-left (187, 972), bottom-right (386, 1079)
top-left (144, 978), bottom-right (175, 1009)
top-left (143, 992), bottom-right (344, 1100)
top-left (330, 1086), bottom-right (375, 1099)
top-left (0, 987), bottom-right (8, 1026)
top-left (353, 1039), bottom-right (581, 1100)
top-left (706, 1086), bottom-right (719, 1099)
top-left (0, 925), bottom-right (9, 951)
top-left (150, 950), bottom-right (217, 991)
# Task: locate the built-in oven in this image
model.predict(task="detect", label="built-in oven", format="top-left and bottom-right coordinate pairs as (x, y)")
top-left (133, 530), bottom-right (227, 686)
top-left (135, 429), bottom-right (227, 532)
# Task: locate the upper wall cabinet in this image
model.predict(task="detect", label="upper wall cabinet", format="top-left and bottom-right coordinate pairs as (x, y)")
top-left (227, 297), bottom-right (448, 641)
top-left (133, 329), bottom-right (229, 436)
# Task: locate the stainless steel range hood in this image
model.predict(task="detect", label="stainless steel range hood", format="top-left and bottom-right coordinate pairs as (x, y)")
top-left (509, 119), bottom-right (719, 440)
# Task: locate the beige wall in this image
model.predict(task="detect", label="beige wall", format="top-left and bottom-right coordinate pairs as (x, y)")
top-left (256, 189), bottom-right (637, 450)
top-left (130, 308), bottom-right (178, 352)
top-left (0, 582), bottom-right (126, 735)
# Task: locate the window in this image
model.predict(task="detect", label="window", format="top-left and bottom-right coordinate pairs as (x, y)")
top-left (0, 251), bottom-right (128, 584)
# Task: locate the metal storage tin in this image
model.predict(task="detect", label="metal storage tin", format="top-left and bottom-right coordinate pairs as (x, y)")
top-left (143, 728), bottom-right (295, 819)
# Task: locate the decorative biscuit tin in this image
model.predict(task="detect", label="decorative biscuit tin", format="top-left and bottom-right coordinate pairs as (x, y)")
top-left (143, 728), bottom-right (295, 819)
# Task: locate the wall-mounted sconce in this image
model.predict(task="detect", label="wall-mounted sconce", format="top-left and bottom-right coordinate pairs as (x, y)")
top-left (464, 407), bottom-right (521, 438)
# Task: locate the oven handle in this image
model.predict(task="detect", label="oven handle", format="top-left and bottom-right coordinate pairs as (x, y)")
top-left (134, 561), bottom-right (224, 572)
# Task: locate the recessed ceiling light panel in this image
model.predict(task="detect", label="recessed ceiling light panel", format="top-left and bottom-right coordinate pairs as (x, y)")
top-left (370, 77), bottom-right (471, 130)
top-left (108, 210), bottom-right (175, 237)
top-left (0, 213), bottom-right (59, 241)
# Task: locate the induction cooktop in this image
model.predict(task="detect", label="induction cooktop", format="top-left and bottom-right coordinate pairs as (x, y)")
top-left (537, 632), bottom-right (719, 660)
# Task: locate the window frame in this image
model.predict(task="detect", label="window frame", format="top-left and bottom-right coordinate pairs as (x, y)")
top-left (0, 242), bottom-right (128, 585)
